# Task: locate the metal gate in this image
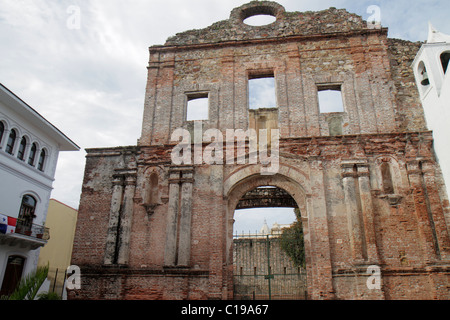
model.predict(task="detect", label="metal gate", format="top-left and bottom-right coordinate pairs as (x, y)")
top-left (233, 234), bottom-right (307, 300)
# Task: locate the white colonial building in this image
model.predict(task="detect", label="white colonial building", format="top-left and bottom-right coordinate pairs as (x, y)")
top-left (412, 23), bottom-right (450, 195)
top-left (0, 83), bottom-right (79, 297)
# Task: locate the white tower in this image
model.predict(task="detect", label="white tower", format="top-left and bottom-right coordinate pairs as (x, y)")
top-left (260, 219), bottom-right (270, 235)
top-left (412, 23), bottom-right (450, 193)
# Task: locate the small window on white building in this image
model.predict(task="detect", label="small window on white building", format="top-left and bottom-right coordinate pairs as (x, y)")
top-left (28, 143), bottom-right (37, 166)
top-left (37, 149), bottom-right (46, 172)
top-left (418, 61), bottom-right (430, 87)
top-left (0, 122), bottom-right (4, 145)
top-left (17, 137), bottom-right (27, 161)
top-left (5, 129), bottom-right (17, 155)
top-left (441, 51), bottom-right (450, 74)
top-left (317, 85), bottom-right (344, 113)
top-left (16, 195), bottom-right (37, 236)
top-left (186, 93), bottom-right (209, 121)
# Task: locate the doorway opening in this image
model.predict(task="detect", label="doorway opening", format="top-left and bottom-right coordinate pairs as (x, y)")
top-left (0, 255), bottom-right (26, 297)
top-left (232, 186), bottom-right (307, 300)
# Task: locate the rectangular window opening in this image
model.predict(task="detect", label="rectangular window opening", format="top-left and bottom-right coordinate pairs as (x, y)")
top-left (317, 85), bottom-right (344, 113)
top-left (248, 73), bottom-right (277, 110)
top-left (186, 93), bottom-right (209, 121)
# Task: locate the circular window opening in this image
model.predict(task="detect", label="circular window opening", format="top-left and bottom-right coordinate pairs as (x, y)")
top-left (243, 14), bottom-right (277, 26)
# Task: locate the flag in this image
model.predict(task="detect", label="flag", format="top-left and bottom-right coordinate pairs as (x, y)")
top-left (8, 217), bottom-right (17, 227)
top-left (6, 225), bottom-right (16, 234)
top-left (0, 214), bottom-right (7, 234)
top-left (7, 217), bottom-right (17, 234)
top-left (0, 215), bottom-right (17, 234)
top-left (0, 214), bottom-right (7, 225)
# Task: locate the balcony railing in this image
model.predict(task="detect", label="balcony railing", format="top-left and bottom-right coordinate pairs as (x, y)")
top-left (15, 218), bottom-right (50, 240)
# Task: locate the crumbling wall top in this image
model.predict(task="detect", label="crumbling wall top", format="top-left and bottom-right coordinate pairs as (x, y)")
top-left (164, 1), bottom-right (371, 47)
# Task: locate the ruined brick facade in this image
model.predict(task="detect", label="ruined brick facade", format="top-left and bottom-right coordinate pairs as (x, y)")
top-left (70, 2), bottom-right (450, 300)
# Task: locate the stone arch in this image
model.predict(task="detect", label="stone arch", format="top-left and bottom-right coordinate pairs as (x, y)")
top-left (224, 164), bottom-right (313, 298)
top-left (226, 172), bottom-right (309, 220)
top-left (224, 164), bottom-right (311, 239)
top-left (224, 163), bottom-right (310, 198)
top-left (230, 1), bottom-right (286, 26)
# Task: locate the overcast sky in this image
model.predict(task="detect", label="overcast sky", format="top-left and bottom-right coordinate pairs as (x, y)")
top-left (0, 0), bottom-right (448, 232)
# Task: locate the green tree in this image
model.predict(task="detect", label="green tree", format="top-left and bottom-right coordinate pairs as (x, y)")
top-left (280, 208), bottom-right (305, 268)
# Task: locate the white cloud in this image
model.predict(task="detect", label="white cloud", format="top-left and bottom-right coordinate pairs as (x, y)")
top-left (0, 0), bottom-right (448, 211)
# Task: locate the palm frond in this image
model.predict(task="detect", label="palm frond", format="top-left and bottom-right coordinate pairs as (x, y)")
top-left (8, 264), bottom-right (49, 300)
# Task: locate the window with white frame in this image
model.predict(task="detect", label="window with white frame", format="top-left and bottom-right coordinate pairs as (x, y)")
top-left (0, 122), bottom-right (4, 145)
top-left (37, 149), bottom-right (46, 172)
top-left (17, 136), bottom-right (27, 161)
top-left (16, 195), bottom-right (37, 235)
top-left (5, 129), bottom-right (17, 155)
top-left (28, 143), bottom-right (37, 166)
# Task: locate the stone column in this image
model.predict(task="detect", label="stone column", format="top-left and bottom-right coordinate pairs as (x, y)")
top-left (208, 165), bottom-right (226, 299)
top-left (219, 49), bottom-right (235, 132)
top-left (104, 175), bottom-right (124, 265)
top-left (357, 163), bottom-right (380, 264)
top-left (285, 44), bottom-right (306, 137)
top-left (308, 159), bottom-right (335, 299)
top-left (117, 174), bottom-right (137, 265)
top-left (420, 161), bottom-right (450, 260)
top-left (341, 163), bottom-right (367, 263)
top-left (164, 167), bottom-right (195, 267)
top-left (142, 51), bottom-right (161, 146)
top-left (406, 160), bottom-right (438, 263)
top-left (164, 170), bottom-right (181, 267)
top-left (177, 169), bottom-right (194, 267)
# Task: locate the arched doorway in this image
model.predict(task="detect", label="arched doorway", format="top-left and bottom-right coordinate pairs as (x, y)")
top-left (225, 172), bottom-right (310, 300)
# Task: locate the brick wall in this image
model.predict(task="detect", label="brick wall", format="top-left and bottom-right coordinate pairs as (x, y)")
top-left (70, 1), bottom-right (450, 300)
